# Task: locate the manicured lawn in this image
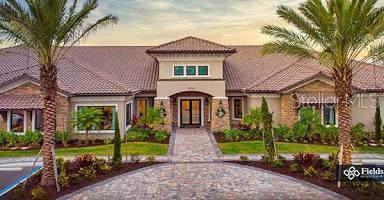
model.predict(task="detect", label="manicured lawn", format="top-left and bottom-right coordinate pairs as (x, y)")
top-left (0, 142), bottom-right (168, 158)
top-left (219, 141), bottom-right (384, 154)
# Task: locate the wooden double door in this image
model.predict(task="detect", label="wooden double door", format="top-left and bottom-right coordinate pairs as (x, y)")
top-left (180, 99), bottom-right (201, 127)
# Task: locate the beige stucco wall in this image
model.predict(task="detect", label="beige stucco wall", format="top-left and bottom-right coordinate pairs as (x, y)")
top-left (157, 80), bottom-right (226, 97)
top-left (70, 96), bottom-right (134, 138)
top-left (247, 94), bottom-right (281, 126)
top-left (159, 61), bottom-right (224, 79)
top-left (156, 53), bottom-right (227, 80)
top-left (351, 93), bottom-right (384, 132)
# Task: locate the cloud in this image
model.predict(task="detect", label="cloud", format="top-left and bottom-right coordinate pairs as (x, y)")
top-left (79, 0), bottom-right (304, 46)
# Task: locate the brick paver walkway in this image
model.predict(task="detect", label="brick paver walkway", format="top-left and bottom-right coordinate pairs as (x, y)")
top-left (61, 162), bottom-right (345, 200)
top-left (59, 128), bottom-right (347, 200)
top-left (170, 128), bottom-right (218, 162)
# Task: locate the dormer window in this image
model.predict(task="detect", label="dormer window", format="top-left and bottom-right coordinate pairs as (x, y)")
top-left (173, 65), bottom-right (209, 77)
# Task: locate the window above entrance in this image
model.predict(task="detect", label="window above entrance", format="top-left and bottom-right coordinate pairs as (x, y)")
top-left (173, 65), bottom-right (210, 77)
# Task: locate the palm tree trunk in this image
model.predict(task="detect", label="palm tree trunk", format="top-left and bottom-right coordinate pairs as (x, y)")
top-left (335, 78), bottom-right (353, 165)
top-left (40, 64), bottom-right (57, 186)
top-left (85, 129), bottom-right (89, 146)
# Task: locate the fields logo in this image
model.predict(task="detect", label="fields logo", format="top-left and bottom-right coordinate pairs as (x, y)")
top-left (343, 166), bottom-right (361, 180)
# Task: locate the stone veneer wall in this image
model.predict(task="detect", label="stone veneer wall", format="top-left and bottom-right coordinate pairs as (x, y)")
top-left (0, 112), bottom-right (6, 131)
top-left (210, 98), bottom-right (230, 132)
top-left (280, 80), bottom-right (335, 127)
top-left (154, 98), bottom-right (172, 132)
top-left (1, 83), bottom-right (70, 131)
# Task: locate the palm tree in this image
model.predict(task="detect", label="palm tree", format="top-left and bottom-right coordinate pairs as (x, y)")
top-left (0, 0), bottom-right (118, 186)
top-left (72, 107), bottom-right (103, 146)
top-left (261, 0), bottom-right (384, 164)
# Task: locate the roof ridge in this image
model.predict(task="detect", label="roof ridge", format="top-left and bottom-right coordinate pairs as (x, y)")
top-left (63, 57), bottom-right (139, 93)
top-left (146, 36), bottom-right (236, 52)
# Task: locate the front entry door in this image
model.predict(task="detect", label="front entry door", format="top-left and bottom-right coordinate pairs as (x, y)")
top-left (180, 99), bottom-right (201, 127)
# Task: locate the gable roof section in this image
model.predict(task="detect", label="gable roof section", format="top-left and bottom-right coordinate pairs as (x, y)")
top-left (146, 36), bottom-right (236, 54)
top-left (0, 47), bottom-right (138, 96)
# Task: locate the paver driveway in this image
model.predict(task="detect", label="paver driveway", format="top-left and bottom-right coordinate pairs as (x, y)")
top-left (61, 128), bottom-right (346, 200)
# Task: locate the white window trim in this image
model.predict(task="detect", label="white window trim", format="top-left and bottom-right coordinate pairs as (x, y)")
top-left (321, 104), bottom-right (338, 127)
top-left (172, 64), bottom-right (210, 77)
top-left (74, 104), bottom-right (118, 134)
top-left (177, 97), bottom-right (205, 127)
top-left (7, 110), bottom-right (27, 135)
top-left (231, 97), bottom-right (244, 121)
top-left (125, 100), bottom-right (134, 131)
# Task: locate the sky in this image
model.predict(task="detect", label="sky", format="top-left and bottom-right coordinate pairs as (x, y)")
top-left (2, 0), bottom-right (384, 47)
top-left (82, 0), bottom-right (302, 46)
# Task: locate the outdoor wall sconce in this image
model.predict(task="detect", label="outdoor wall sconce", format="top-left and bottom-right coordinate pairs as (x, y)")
top-left (159, 100), bottom-right (167, 117)
top-left (216, 100), bottom-right (226, 118)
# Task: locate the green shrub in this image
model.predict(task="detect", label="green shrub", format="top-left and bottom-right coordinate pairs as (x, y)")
top-left (11, 186), bottom-right (25, 200)
top-left (30, 187), bottom-right (47, 200)
top-left (325, 125), bottom-right (339, 144)
top-left (240, 155), bottom-right (249, 161)
top-left (56, 130), bottom-right (72, 147)
top-left (130, 152), bottom-right (141, 163)
top-left (303, 166), bottom-right (317, 177)
top-left (316, 157), bottom-right (327, 168)
top-left (290, 163), bottom-right (299, 172)
top-left (147, 155), bottom-right (156, 163)
top-left (272, 159), bottom-right (284, 168)
top-left (79, 167), bottom-right (97, 181)
top-left (69, 173), bottom-right (80, 185)
top-left (125, 128), bottom-right (150, 141)
top-left (242, 107), bottom-right (262, 130)
top-left (137, 107), bottom-right (164, 129)
top-left (58, 170), bottom-right (69, 188)
top-left (0, 130), bottom-right (8, 146)
top-left (321, 171), bottom-right (334, 181)
top-left (274, 124), bottom-right (291, 141)
top-left (7, 132), bottom-right (21, 147)
top-left (351, 123), bottom-right (366, 141)
top-left (154, 130), bottom-right (169, 142)
top-left (292, 122), bottom-right (307, 141)
top-left (223, 129), bottom-right (243, 141)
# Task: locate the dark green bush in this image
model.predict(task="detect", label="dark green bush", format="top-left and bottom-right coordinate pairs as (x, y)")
top-left (154, 130), bottom-right (169, 142)
top-left (303, 166), bottom-right (318, 177)
top-left (223, 129), bottom-right (243, 141)
top-left (351, 123), bottom-right (366, 141)
top-left (274, 124), bottom-right (291, 141)
top-left (56, 130), bottom-right (72, 147)
top-left (125, 127), bottom-right (150, 141)
top-left (30, 187), bottom-right (47, 200)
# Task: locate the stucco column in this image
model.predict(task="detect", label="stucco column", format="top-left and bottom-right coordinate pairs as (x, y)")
top-left (210, 97), bottom-right (230, 132)
top-left (154, 97), bottom-right (172, 132)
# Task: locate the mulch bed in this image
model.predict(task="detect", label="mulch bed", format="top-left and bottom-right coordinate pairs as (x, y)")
top-left (1, 162), bottom-right (159, 200)
top-left (229, 160), bottom-right (383, 200)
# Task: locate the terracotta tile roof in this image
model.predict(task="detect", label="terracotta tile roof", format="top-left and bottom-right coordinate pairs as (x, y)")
top-left (0, 40), bottom-right (383, 96)
top-left (0, 95), bottom-right (43, 109)
top-left (146, 36), bottom-right (236, 54)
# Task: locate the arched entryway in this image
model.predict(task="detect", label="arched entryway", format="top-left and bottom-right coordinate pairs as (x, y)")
top-left (170, 91), bottom-right (212, 128)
